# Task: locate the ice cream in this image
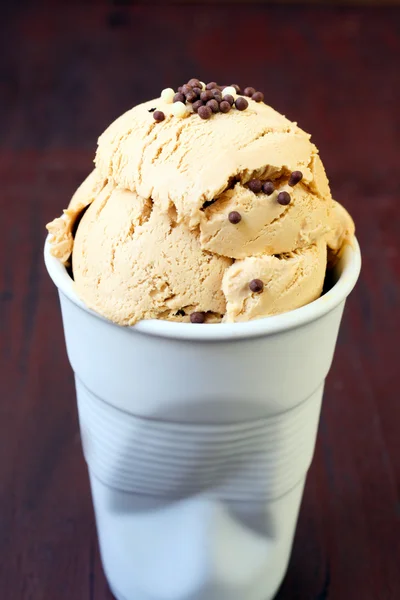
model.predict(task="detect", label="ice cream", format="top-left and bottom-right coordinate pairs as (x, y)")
top-left (46, 80), bottom-right (354, 325)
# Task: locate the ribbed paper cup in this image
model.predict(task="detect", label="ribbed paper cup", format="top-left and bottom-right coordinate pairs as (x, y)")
top-left (45, 239), bottom-right (360, 600)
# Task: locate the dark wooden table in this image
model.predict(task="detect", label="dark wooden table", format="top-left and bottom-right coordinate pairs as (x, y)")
top-left (1, 2), bottom-right (399, 599)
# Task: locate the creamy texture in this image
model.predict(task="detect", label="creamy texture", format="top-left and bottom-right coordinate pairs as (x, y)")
top-left (46, 169), bottom-right (107, 264)
top-left (95, 99), bottom-right (317, 227)
top-left (222, 240), bottom-right (327, 322)
top-left (46, 93), bottom-right (355, 324)
top-left (73, 183), bottom-right (231, 325)
top-left (200, 179), bottom-right (332, 258)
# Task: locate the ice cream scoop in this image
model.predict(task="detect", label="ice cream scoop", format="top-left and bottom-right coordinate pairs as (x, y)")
top-left (47, 81), bottom-right (354, 324)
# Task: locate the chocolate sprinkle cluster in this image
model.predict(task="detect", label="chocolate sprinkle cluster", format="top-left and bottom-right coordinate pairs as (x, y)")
top-left (153, 79), bottom-right (266, 123)
top-left (176, 79), bottom-right (250, 120)
top-left (240, 171), bottom-right (304, 207)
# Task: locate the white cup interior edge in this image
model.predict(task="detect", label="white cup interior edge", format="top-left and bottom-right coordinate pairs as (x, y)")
top-left (44, 236), bottom-right (361, 341)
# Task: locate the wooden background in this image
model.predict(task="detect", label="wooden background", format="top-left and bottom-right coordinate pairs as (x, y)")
top-left (178, 0), bottom-right (400, 4)
top-left (1, 1), bottom-right (399, 599)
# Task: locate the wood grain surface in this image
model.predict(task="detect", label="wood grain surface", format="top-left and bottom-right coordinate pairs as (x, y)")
top-left (177, 0), bottom-right (400, 5)
top-left (0, 2), bottom-right (399, 599)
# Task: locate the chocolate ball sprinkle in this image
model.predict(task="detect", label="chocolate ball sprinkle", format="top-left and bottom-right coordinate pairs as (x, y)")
top-left (289, 170), bottom-right (303, 186)
top-left (262, 180), bottom-right (275, 195)
top-left (185, 90), bottom-right (198, 103)
top-left (252, 91), bottom-right (264, 103)
top-left (249, 279), bottom-right (264, 293)
top-left (192, 86), bottom-right (202, 96)
top-left (198, 105), bottom-right (212, 120)
top-left (188, 78), bottom-right (201, 88)
top-left (173, 92), bottom-right (185, 103)
top-left (178, 86), bottom-right (183, 93)
top-left (200, 90), bottom-right (214, 102)
top-left (192, 99), bottom-right (204, 113)
top-left (277, 191), bottom-right (291, 205)
top-left (235, 97), bottom-right (248, 111)
top-left (219, 100), bottom-right (231, 113)
top-left (206, 81), bottom-right (218, 90)
top-left (231, 84), bottom-right (241, 93)
top-left (190, 312), bottom-right (206, 324)
top-left (228, 211), bottom-right (242, 224)
top-left (181, 84), bottom-right (193, 95)
top-left (212, 88), bottom-right (222, 97)
top-left (207, 99), bottom-right (220, 113)
top-left (153, 110), bottom-right (165, 122)
top-left (223, 94), bottom-right (234, 105)
top-left (244, 86), bottom-right (256, 97)
top-left (248, 178), bottom-right (262, 193)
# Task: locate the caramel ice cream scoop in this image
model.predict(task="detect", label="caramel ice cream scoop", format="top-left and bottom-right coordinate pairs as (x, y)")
top-left (47, 80), bottom-right (354, 324)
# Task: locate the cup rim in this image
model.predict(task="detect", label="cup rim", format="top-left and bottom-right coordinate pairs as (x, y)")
top-left (44, 236), bottom-right (361, 341)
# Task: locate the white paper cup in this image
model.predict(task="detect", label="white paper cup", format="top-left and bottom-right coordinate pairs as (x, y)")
top-left (45, 239), bottom-right (360, 600)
